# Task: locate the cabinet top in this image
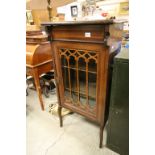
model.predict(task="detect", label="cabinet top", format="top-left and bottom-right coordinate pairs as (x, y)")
top-left (41, 19), bottom-right (125, 26)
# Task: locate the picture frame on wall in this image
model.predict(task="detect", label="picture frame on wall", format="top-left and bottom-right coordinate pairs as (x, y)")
top-left (119, 2), bottom-right (129, 15)
top-left (71, 5), bottom-right (78, 17)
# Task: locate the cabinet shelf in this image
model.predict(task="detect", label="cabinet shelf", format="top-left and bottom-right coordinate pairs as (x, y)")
top-left (64, 89), bottom-right (96, 108)
top-left (65, 88), bottom-right (96, 99)
top-left (62, 65), bottom-right (97, 74)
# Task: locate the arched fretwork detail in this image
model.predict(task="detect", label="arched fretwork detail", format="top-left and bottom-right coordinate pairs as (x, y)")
top-left (59, 48), bottom-right (98, 115)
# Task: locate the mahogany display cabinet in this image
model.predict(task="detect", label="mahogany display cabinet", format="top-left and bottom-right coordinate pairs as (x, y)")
top-left (42, 20), bottom-right (124, 148)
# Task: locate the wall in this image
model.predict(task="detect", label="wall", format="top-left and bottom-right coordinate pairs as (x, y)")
top-left (96, 0), bottom-right (129, 17)
top-left (57, 0), bottom-right (128, 21)
top-left (26, 0), bottom-right (128, 25)
top-left (26, 0), bottom-right (75, 25)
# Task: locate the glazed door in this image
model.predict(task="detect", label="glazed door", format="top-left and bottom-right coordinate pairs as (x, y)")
top-left (54, 42), bottom-right (105, 119)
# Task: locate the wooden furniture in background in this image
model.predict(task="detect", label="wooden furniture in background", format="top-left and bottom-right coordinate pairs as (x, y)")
top-left (26, 28), bottom-right (53, 110)
top-left (42, 20), bottom-right (123, 147)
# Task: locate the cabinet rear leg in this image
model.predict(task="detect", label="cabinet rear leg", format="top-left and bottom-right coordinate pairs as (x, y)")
top-left (58, 106), bottom-right (63, 127)
top-left (99, 125), bottom-right (104, 148)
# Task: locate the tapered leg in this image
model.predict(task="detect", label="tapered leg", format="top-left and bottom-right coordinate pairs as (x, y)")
top-left (99, 125), bottom-right (104, 148)
top-left (58, 106), bottom-right (63, 127)
top-left (33, 69), bottom-right (44, 111)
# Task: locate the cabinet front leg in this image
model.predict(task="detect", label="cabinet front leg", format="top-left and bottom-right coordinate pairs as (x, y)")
top-left (99, 125), bottom-right (104, 148)
top-left (58, 106), bottom-right (63, 127)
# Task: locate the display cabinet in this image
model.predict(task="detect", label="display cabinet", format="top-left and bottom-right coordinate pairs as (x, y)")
top-left (42, 20), bottom-right (124, 148)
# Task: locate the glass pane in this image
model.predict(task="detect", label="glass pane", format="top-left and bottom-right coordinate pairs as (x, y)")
top-left (69, 56), bottom-right (76, 68)
top-left (88, 73), bottom-right (96, 97)
top-left (78, 57), bottom-right (86, 71)
top-left (64, 89), bottom-right (70, 100)
top-left (62, 67), bottom-right (70, 99)
top-left (79, 70), bottom-right (86, 95)
top-left (61, 55), bottom-right (70, 100)
top-left (79, 70), bottom-right (86, 106)
top-left (88, 59), bottom-right (97, 73)
top-left (70, 69), bottom-right (78, 103)
top-left (61, 55), bottom-right (67, 66)
top-left (88, 59), bottom-right (97, 108)
top-left (80, 95), bottom-right (86, 106)
top-left (89, 98), bottom-right (96, 108)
